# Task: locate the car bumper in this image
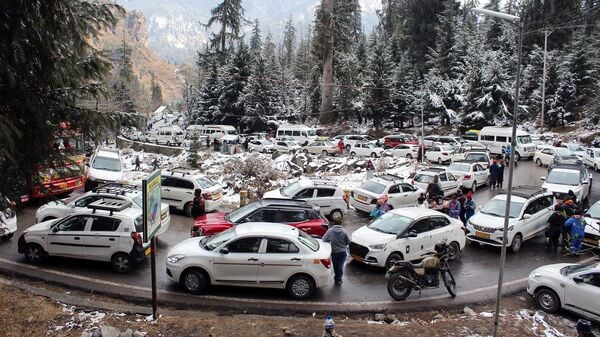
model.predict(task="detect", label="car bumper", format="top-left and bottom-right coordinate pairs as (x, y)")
top-left (349, 241), bottom-right (386, 267)
top-left (350, 198), bottom-right (374, 213)
top-left (0, 217), bottom-right (17, 236)
top-left (166, 261), bottom-right (184, 283)
top-left (314, 270), bottom-right (333, 288)
top-left (205, 198), bottom-right (223, 212)
top-left (466, 226), bottom-right (504, 247)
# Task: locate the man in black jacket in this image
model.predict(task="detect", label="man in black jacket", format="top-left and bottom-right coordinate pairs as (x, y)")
top-left (546, 203), bottom-right (566, 250)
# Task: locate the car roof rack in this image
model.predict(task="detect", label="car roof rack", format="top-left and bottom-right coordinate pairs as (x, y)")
top-left (374, 173), bottom-right (404, 182)
top-left (93, 183), bottom-right (140, 196)
top-left (87, 198), bottom-right (132, 215)
top-left (164, 167), bottom-right (200, 176)
top-left (498, 185), bottom-right (545, 199)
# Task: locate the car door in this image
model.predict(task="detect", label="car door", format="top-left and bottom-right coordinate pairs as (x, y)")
top-left (473, 164), bottom-right (489, 187)
top-left (428, 216), bottom-right (453, 249)
top-left (160, 176), bottom-right (176, 206)
top-left (540, 148), bottom-right (554, 166)
top-left (258, 237), bottom-right (303, 285)
top-left (399, 219), bottom-right (432, 261)
top-left (564, 272), bottom-right (600, 317)
top-left (294, 188), bottom-right (316, 201)
top-left (171, 177), bottom-right (195, 208)
top-left (427, 146), bottom-right (439, 162)
top-left (212, 237), bottom-right (263, 284)
top-left (438, 173), bottom-right (452, 196)
top-left (84, 215), bottom-right (121, 261)
top-left (47, 215), bottom-right (91, 257)
top-left (313, 188), bottom-right (336, 213)
top-left (521, 197), bottom-right (547, 239)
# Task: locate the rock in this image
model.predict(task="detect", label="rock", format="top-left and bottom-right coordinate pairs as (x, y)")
top-left (132, 332), bottom-right (145, 337)
top-left (391, 320), bottom-right (409, 326)
top-left (101, 325), bottom-right (121, 337)
top-left (91, 331), bottom-right (102, 337)
top-left (26, 316), bottom-right (34, 323)
top-left (463, 307), bottom-right (477, 317)
top-left (384, 314), bottom-right (397, 323)
top-left (374, 313), bottom-right (386, 322)
top-left (80, 332), bottom-right (90, 337)
top-left (433, 314), bottom-right (445, 320)
top-left (282, 327), bottom-right (294, 336)
top-left (120, 329), bottom-right (133, 337)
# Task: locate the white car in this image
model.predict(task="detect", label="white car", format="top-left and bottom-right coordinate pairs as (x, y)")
top-left (349, 142), bottom-right (386, 158)
top-left (560, 143), bottom-right (587, 158)
top-left (466, 187), bottom-right (554, 253)
top-left (349, 208), bottom-right (466, 268)
top-left (425, 145), bottom-right (455, 165)
top-left (303, 141), bottom-right (339, 156)
top-left (84, 148), bottom-right (124, 191)
top-left (534, 147), bottom-right (574, 167)
top-left (275, 140), bottom-right (301, 153)
top-left (248, 139), bottom-right (275, 153)
top-left (583, 200), bottom-right (600, 249)
top-left (464, 151), bottom-right (492, 168)
top-left (446, 161), bottom-right (490, 191)
top-left (0, 195), bottom-right (17, 240)
top-left (263, 178), bottom-right (347, 220)
top-left (528, 260), bottom-right (600, 320)
top-left (350, 175), bottom-right (423, 213)
top-left (410, 168), bottom-right (461, 198)
top-left (583, 148), bottom-right (600, 172)
top-left (342, 135), bottom-right (376, 150)
top-left (18, 199), bottom-right (150, 273)
top-left (35, 184), bottom-right (171, 237)
top-left (389, 144), bottom-right (419, 159)
top-left (161, 169), bottom-right (224, 216)
top-left (166, 223), bottom-right (332, 299)
top-left (541, 164), bottom-right (592, 204)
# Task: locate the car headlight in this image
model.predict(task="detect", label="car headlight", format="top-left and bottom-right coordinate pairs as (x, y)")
top-left (508, 225), bottom-right (514, 231)
top-left (167, 254), bottom-right (185, 263)
top-left (529, 272), bottom-right (541, 279)
top-left (369, 243), bottom-right (387, 250)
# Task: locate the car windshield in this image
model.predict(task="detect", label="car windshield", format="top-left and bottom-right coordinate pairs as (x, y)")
top-left (566, 144), bottom-right (584, 151)
top-left (448, 163), bottom-right (471, 172)
top-left (546, 170), bottom-right (580, 185)
top-left (201, 227), bottom-right (237, 251)
top-left (555, 148), bottom-right (573, 156)
top-left (196, 177), bottom-right (215, 189)
top-left (226, 202), bottom-right (259, 223)
top-left (226, 130), bottom-right (238, 135)
top-left (562, 261), bottom-right (600, 276)
top-left (413, 174), bottom-right (433, 184)
top-left (306, 130), bottom-right (316, 136)
top-left (298, 230), bottom-right (319, 251)
top-left (280, 182), bottom-right (303, 197)
top-left (481, 198), bottom-right (524, 218)
top-left (358, 181), bottom-right (386, 194)
top-left (586, 202), bottom-right (600, 219)
top-left (517, 135), bottom-right (532, 144)
top-left (368, 213), bottom-right (413, 235)
top-left (92, 156), bottom-right (121, 172)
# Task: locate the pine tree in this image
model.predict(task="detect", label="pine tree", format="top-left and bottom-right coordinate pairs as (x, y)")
top-left (218, 41), bottom-right (252, 126)
top-left (198, 52), bottom-right (222, 124)
top-left (239, 54), bottom-right (281, 131)
top-left (187, 138), bottom-right (200, 168)
top-left (249, 19), bottom-right (262, 55)
top-left (202, 0), bottom-right (248, 62)
top-left (150, 73), bottom-right (163, 109)
top-left (282, 19), bottom-right (296, 69)
top-left (363, 36), bottom-right (394, 128)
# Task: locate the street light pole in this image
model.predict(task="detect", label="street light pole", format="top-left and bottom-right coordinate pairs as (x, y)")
top-left (540, 30), bottom-right (552, 131)
top-left (472, 7), bottom-right (523, 337)
top-left (421, 98), bottom-right (425, 164)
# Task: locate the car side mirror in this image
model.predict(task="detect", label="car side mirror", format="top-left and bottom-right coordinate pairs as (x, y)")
top-left (540, 176), bottom-right (546, 181)
top-left (523, 213), bottom-right (532, 219)
top-left (573, 276), bottom-right (584, 283)
top-left (52, 226), bottom-right (60, 233)
top-left (219, 247), bottom-right (229, 255)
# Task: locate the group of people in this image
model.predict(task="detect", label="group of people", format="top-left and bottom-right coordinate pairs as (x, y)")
top-left (417, 188), bottom-right (476, 224)
top-left (488, 159), bottom-right (506, 189)
top-left (545, 194), bottom-right (589, 255)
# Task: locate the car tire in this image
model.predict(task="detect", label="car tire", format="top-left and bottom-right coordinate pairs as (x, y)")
top-left (472, 181), bottom-right (477, 192)
top-left (345, 144), bottom-right (351, 151)
top-left (448, 241), bottom-right (461, 260)
top-left (24, 243), bottom-right (46, 264)
top-left (286, 274), bottom-right (315, 300)
top-left (515, 152), bottom-right (521, 161)
top-left (111, 253), bottom-right (133, 273)
top-left (350, 152), bottom-right (356, 158)
top-left (510, 233), bottom-right (523, 253)
top-left (385, 252), bottom-right (404, 269)
top-left (166, 141), bottom-right (171, 146)
top-left (181, 269), bottom-right (208, 294)
top-left (437, 157), bottom-right (442, 165)
top-left (184, 202), bottom-right (194, 218)
top-left (536, 158), bottom-right (542, 167)
top-left (535, 288), bottom-right (560, 313)
top-left (370, 152), bottom-right (377, 158)
top-left (406, 154), bottom-right (412, 160)
top-left (322, 150), bottom-right (328, 156)
top-left (330, 209), bottom-right (344, 222)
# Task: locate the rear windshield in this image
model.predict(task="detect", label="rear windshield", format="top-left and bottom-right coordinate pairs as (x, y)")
top-left (196, 177), bottom-right (215, 189)
top-left (359, 181), bottom-right (386, 194)
top-left (413, 174), bottom-right (433, 183)
top-left (298, 230), bottom-right (319, 251)
top-left (92, 156), bottom-right (121, 172)
top-left (448, 163), bottom-right (471, 172)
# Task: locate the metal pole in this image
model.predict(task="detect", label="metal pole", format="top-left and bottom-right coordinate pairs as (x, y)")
top-left (150, 236), bottom-right (158, 320)
top-left (492, 18), bottom-right (523, 337)
top-left (421, 99), bottom-right (425, 164)
top-left (540, 30), bottom-right (551, 131)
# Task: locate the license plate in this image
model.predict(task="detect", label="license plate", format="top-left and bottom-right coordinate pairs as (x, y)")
top-left (475, 231), bottom-right (490, 240)
top-left (145, 247), bottom-right (151, 256)
top-left (161, 212), bottom-right (167, 220)
top-left (214, 192), bottom-right (222, 200)
top-left (357, 195), bottom-right (367, 202)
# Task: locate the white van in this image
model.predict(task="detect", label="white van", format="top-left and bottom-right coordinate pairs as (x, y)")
top-left (478, 127), bottom-right (536, 160)
top-left (186, 124), bottom-right (238, 142)
top-left (276, 124), bottom-right (317, 145)
top-left (154, 125), bottom-right (184, 146)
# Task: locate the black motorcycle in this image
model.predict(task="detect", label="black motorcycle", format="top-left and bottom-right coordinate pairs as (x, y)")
top-left (385, 241), bottom-right (457, 300)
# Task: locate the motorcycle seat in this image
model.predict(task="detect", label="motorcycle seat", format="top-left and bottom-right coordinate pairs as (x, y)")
top-left (408, 261), bottom-right (425, 268)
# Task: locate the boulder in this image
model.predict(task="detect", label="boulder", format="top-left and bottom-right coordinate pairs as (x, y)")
top-left (463, 307), bottom-right (477, 317)
top-left (100, 325), bottom-right (121, 337)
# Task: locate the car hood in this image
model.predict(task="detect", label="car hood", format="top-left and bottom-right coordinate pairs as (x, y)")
top-left (167, 237), bottom-right (207, 257)
top-left (263, 189), bottom-right (285, 199)
top-left (530, 263), bottom-right (573, 276)
top-left (89, 167), bottom-right (123, 182)
top-left (469, 212), bottom-right (518, 229)
top-left (194, 211), bottom-right (229, 226)
top-left (351, 225), bottom-right (396, 246)
top-left (36, 201), bottom-right (72, 215)
top-left (541, 182), bottom-right (580, 194)
top-left (24, 219), bottom-right (58, 234)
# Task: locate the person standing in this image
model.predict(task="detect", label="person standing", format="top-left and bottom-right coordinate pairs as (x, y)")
top-left (564, 210), bottom-right (586, 254)
top-left (546, 203), bottom-right (566, 250)
top-left (456, 190), bottom-right (467, 223)
top-left (152, 157), bottom-right (160, 171)
top-left (464, 191), bottom-right (476, 222)
top-left (191, 189), bottom-right (205, 219)
top-left (134, 155), bottom-right (141, 171)
top-left (489, 159), bottom-right (499, 189)
top-left (322, 219), bottom-right (351, 285)
top-left (337, 139), bottom-right (345, 156)
top-left (243, 137), bottom-right (250, 152)
top-left (426, 176), bottom-right (443, 200)
top-left (496, 160), bottom-right (505, 189)
top-left (448, 194), bottom-right (461, 219)
top-left (365, 160), bottom-right (375, 180)
top-left (576, 319), bottom-right (596, 337)
top-left (416, 193), bottom-right (429, 208)
top-left (504, 145), bottom-right (517, 167)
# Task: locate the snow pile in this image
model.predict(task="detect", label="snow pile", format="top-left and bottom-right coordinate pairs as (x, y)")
top-left (516, 309), bottom-right (565, 337)
top-left (51, 305), bottom-right (108, 333)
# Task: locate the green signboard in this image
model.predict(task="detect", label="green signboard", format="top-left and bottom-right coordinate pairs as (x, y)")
top-left (142, 170), bottom-right (162, 242)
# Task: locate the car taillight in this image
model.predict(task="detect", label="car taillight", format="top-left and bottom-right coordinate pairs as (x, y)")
top-left (320, 258), bottom-right (331, 269)
top-left (463, 175), bottom-right (471, 180)
top-left (131, 232), bottom-right (142, 245)
top-left (442, 152), bottom-right (448, 156)
top-left (202, 192), bottom-right (213, 200)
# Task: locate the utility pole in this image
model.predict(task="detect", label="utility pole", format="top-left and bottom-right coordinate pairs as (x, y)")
top-left (540, 30), bottom-right (552, 131)
top-left (319, 0), bottom-right (334, 124)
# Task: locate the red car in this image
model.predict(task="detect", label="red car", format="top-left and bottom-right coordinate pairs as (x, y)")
top-left (191, 199), bottom-right (329, 237)
top-left (383, 134), bottom-right (418, 149)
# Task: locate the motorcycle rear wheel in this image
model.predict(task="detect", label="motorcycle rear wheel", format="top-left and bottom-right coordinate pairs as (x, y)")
top-left (387, 270), bottom-right (413, 300)
top-left (442, 268), bottom-right (457, 298)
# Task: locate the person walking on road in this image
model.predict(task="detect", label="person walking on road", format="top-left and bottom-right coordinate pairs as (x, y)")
top-left (496, 160), bottom-right (505, 189)
top-left (191, 189), bottom-right (205, 219)
top-left (488, 159), bottom-right (498, 189)
top-left (456, 190), bottom-right (467, 223)
top-left (322, 219), bottom-right (351, 286)
top-left (134, 155), bottom-right (141, 171)
top-left (338, 139), bottom-right (345, 156)
top-left (464, 191), bottom-right (476, 222)
top-left (504, 145), bottom-right (517, 167)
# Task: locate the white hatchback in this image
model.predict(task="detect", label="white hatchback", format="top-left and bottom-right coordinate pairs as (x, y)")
top-left (350, 175), bottom-right (423, 213)
top-left (84, 148), bottom-right (124, 191)
top-left (446, 161), bottom-right (490, 192)
top-left (349, 208), bottom-right (466, 268)
top-left (161, 169), bottom-right (224, 216)
top-left (166, 223), bottom-right (332, 299)
top-left (411, 169), bottom-right (461, 198)
top-left (425, 145), bottom-right (455, 165)
top-left (349, 142), bottom-right (387, 158)
top-left (0, 195), bottom-right (17, 240)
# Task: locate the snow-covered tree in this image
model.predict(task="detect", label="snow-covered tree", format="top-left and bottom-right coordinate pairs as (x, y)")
top-left (363, 36), bottom-right (394, 128)
top-left (218, 41), bottom-right (251, 126)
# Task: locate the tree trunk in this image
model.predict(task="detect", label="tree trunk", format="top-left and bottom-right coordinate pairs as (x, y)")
top-left (319, 0), bottom-right (334, 124)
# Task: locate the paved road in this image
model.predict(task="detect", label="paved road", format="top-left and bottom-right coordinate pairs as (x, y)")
top-left (0, 161), bottom-right (596, 303)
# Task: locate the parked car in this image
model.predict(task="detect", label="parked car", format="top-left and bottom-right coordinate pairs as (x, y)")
top-left (410, 168), bottom-right (461, 198)
top-left (583, 200), bottom-right (600, 249)
top-left (389, 144), bottom-right (419, 159)
top-left (161, 168), bottom-right (224, 217)
top-left (263, 178), bottom-right (347, 220)
top-left (349, 142), bottom-right (387, 158)
top-left (383, 134), bottom-right (418, 149)
top-left (303, 141), bottom-right (339, 156)
top-left (466, 187), bottom-right (554, 253)
top-left (84, 148), bottom-right (123, 191)
top-left (349, 208), bottom-right (466, 268)
top-left (275, 140), bottom-right (302, 153)
top-left (464, 151), bottom-right (492, 168)
top-left (166, 223), bottom-right (332, 299)
top-left (528, 260), bottom-right (600, 320)
top-left (534, 147), bottom-right (580, 167)
top-left (583, 148), bottom-right (600, 172)
top-left (35, 183), bottom-right (171, 237)
top-left (18, 199), bottom-right (150, 273)
top-left (560, 143), bottom-right (587, 158)
top-left (248, 139), bottom-right (275, 153)
top-left (423, 135), bottom-right (441, 148)
top-left (0, 194), bottom-right (17, 240)
top-left (342, 135), bottom-right (377, 151)
top-left (447, 161), bottom-right (490, 192)
top-left (350, 174), bottom-right (423, 213)
top-left (191, 199), bottom-right (329, 238)
top-left (436, 136), bottom-right (463, 148)
top-left (425, 145), bottom-right (455, 164)
top-left (541, 164), bottom-right (592, 204)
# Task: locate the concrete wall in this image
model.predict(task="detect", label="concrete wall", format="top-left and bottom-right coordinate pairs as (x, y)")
top-left (116, 136), bottom-right (185, 157)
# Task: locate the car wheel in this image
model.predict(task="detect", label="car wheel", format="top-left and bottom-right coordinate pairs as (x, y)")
top-left (535, 288), bottom-right (560, 313)
top-left (472, 181), bottom-right (477, 192)
top-left (322, 150), bottom-right (328, 156)
top-left (437, 157), bottom-right (442, 165)
top-left (515, 152), bottom-right (521, 161)
top-left (406, 154), bottom-right (412, 160)
top-left (510, 233), bottom-right (523, 253)
top-left (184, 202), bottom-right (194, 218)
top-left (166, 141), bottom-right (171, 146)
top-left (345, 144), bottom-right (351, 151)
top-left (303, 149), bottom-right (308, 154)
top-left (448, 241), bottom-right (461, 260)
top-left (330, 209), bottom-right (344, 222)
top-left (385, 252), bottom-right (404, 269)
top-left (595, 164), bottom-right (598, 172)
top-left (25, 243), bottom-right (46, 264)
top-left (181, 269), bottom-right (208, 294)
top-left (111, 253), bottom-right (133, 273)
top-left (370, 152), bottom-right (377, 158)
top-left (536, 158), bottom-right (542, 167)
top-left (350, 152), bottom-right (356, 158)
top-left (286, 274), bottom-right (315, 300)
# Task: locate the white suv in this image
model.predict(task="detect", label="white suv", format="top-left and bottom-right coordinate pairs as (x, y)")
top-left (410, 168), bottom-right (461, 198)
top-left (541, 164), bottom-right (592, 204)
top-left (466, 187), bottom-right (554, 253)
top-left (263, 178), bottom-right (347, 220)
top-left (18, 199), bottom-right (150, 273)
top-left (350, 208), bottom-right (466, 268)
top-left (85, 148), bottom-right (124, 191)
top-left (161, 168), bottom-right (223, 217)
top-left (35, 184), bottom-right (171, 237)
top-left (350, 174), bottom-right (423, 213)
